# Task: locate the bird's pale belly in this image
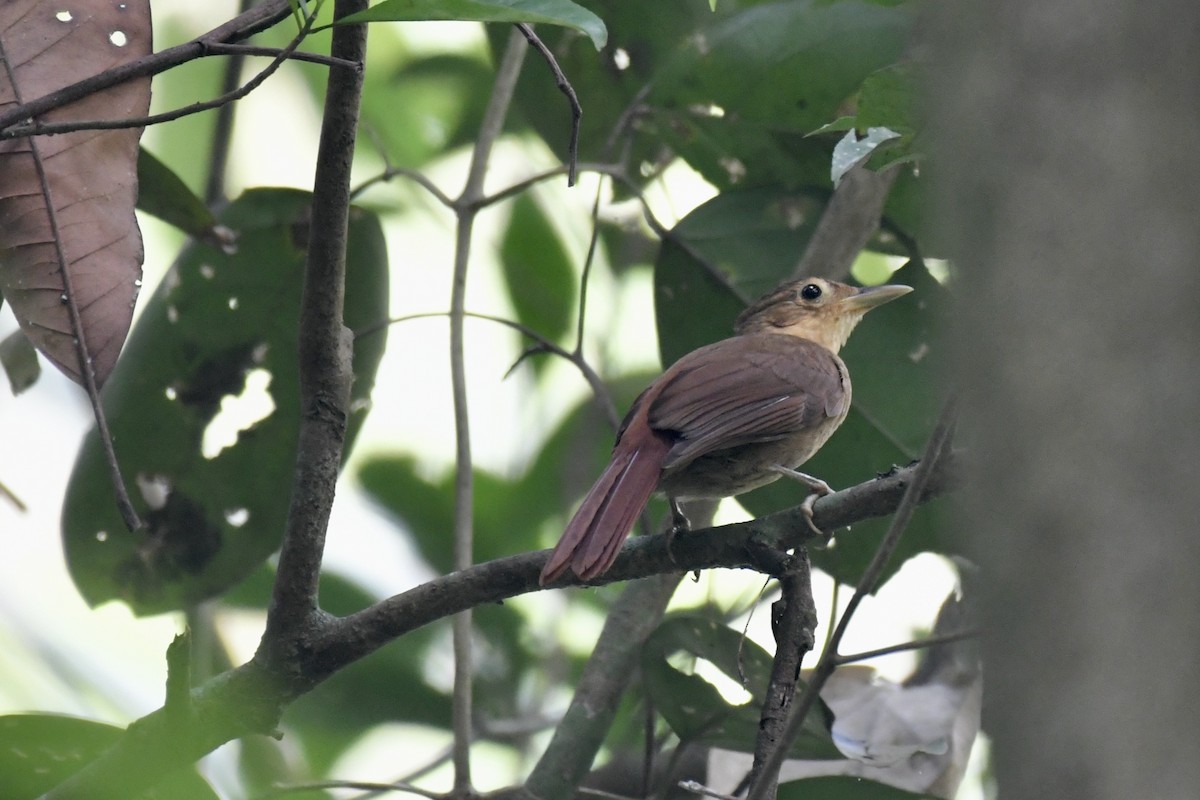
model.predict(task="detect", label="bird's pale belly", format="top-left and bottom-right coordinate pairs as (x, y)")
top-left (658, 420), bottom-right (841, 500)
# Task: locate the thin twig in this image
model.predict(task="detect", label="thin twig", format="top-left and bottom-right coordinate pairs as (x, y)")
top-left (515, 23), bottom-right (582, 186)
top-left (744, 395), bottom-right (960, 800)
top-left (349, 164), bottom-right (455, 206)
top-left (200, 42), bottom-right (356, 69)
top-left (0, 0), bottom-right (295, 133)
top-left (0, 479), bottom-right (27, 512)
top-left (204, 0), bottom-right (253, 206)
top-left (834, 627), bottom-right (980, 666)
top-left (1, 18), bottom-right (349, 140)
top-left (352, 310), bottom-right (622, 432)
top-left (0, 46), bottom-right (144, 532)
top-left (474, 161), bottom-right (620, 208)
top-left (677, 779), bottom-right (738, 800)
top-left (445, 27), bottom-right (529, 795)
top-left (573, 167), bottom-right (607, 358)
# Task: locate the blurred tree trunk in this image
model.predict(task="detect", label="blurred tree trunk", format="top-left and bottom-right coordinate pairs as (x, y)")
top-left (931, 2), bottom-right (1200, 798)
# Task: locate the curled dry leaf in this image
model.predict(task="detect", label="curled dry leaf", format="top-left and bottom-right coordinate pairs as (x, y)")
top-left (0, 0), bottom-right (152, 386)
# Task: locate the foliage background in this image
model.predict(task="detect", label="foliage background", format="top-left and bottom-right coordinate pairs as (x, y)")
top-left (0, 1), bottom-right (973, 797)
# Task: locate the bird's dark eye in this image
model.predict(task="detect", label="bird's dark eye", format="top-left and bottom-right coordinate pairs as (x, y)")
top-left (800, 283), bottom-right (822, 301)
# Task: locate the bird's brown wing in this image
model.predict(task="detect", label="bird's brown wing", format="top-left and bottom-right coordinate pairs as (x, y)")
top-left (646, 334), bottom-right (847, 470)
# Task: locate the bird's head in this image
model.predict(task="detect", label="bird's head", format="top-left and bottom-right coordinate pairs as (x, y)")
top-left (734, 277), bottom-right (913, 353)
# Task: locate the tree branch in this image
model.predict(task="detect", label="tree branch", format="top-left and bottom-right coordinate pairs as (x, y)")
top-left (515, 23), bottom-right (582, 186)
top-left (745, 397), bottom-right (959, 800)
top-left (446, 27), bottom-right (530, 793)
top-left (793, 162), bottom-right (902, 281)
top-left (746, 553), bottom-right (817, 795)
top-left (34, 457), bottom-right (958, 800)
top-left (524, 574), bottom-right (683, 799)
top-left (0, 0), bottom-right (294, 133)
top-left (258, 0), bottom-right (367, 654)
top-left (1, 19), bottom-right (354, 139)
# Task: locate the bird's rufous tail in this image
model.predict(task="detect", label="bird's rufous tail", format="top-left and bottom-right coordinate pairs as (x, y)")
top-left (539, 430), bottom-right (671, 584)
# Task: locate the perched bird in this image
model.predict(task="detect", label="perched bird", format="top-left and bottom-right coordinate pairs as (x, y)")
top-left (540, 277), bottom-right (912, 584)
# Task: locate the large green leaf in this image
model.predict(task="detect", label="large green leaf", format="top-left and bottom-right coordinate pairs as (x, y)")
top-left (136, 148), bottom-right (220, 242)
top-left (62, 188), bottom-right (389, 614)
top-left (0, 715), bottom-right (217, 799)
top-left (642, 614), bottom-right (841, 759)
top-left (359, 52), bottom-right (496, 169)
top-left (650, 1), bottom-right (912, 136)
top-left (499, 193), bottom-right (576, 345)
top-left (341, 0), bottom-right (607, 49)
top-left (654, 186), bottom-right (914, 365)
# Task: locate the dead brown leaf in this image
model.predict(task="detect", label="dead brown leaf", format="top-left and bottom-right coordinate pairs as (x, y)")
top-left (0, 0), bottom-right (152, 386)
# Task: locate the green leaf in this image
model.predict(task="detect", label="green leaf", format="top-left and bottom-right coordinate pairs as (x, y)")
top-left (650, 1), bottom-right (912, 136)
top-left (360, 52), bottom-right (495, 168)
top-left (778, 775), bottom-right (939, 800)
top-left (341, 0), bottom-right (608, 49)
top-left (0, 715), bottom-right (218, 799)
top-left (655, 186), bottom-right (864, 366)
top-left (136, 148), bottom-right (222, 243)
top-left (0, 329), bottom-right (40, 395)
top-left (61, 188), bottom-right (390, 614)
top-left (499, 193), bottom-right (576, 344)
top-left (856, 63), bottom-right (918, 136)
top-left (642, 614), bottom-right (841, 759)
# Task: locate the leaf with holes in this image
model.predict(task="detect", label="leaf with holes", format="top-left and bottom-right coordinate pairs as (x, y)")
top-left (61, 188), bottom-right (389, 614)
top-left (0, 1), bottom-right (152, 386)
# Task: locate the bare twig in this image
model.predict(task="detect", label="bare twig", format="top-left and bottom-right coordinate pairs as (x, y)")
top-left (0, 478), bottom-right (26, 512)
top-left (349, 164), bottom-right (455, 207)
top-left (515, 23), bottom-right (583, 186)
top-left (834, 627), bottom-right (980, 666)
top-left (1, 18), bottom-right (353, 140)
top-left (258, 0), bottom-right (368, 650)
top-left (745, 396), bottom-right (959, 800)
top-left (204, 0), bottom-right (253, 206)
top-left (573, 168), bottom-right (608, 359)
top-left (352, 310), bottom-right (621, 431)
top-left (444, 27), bottom-right (529, 794)
top-left (0, 0), bottom-right (295, 133)
top-left (677, 779), bottom-right (738, 800)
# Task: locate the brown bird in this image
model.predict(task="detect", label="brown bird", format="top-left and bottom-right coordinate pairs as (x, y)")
top-left (540, 277), bottom-right (912, 584)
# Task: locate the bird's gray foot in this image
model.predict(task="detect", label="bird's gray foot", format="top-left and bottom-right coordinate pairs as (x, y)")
top-left (770, 466), bottom-right (834, 540)
top-left (666, 498), bottom-right (691, 565)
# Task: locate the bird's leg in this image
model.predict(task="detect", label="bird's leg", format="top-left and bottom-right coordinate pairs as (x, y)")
top-left (665, 497), bottom-right (690, 566)
top-left (770, 465), bottom-right (833, 539)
